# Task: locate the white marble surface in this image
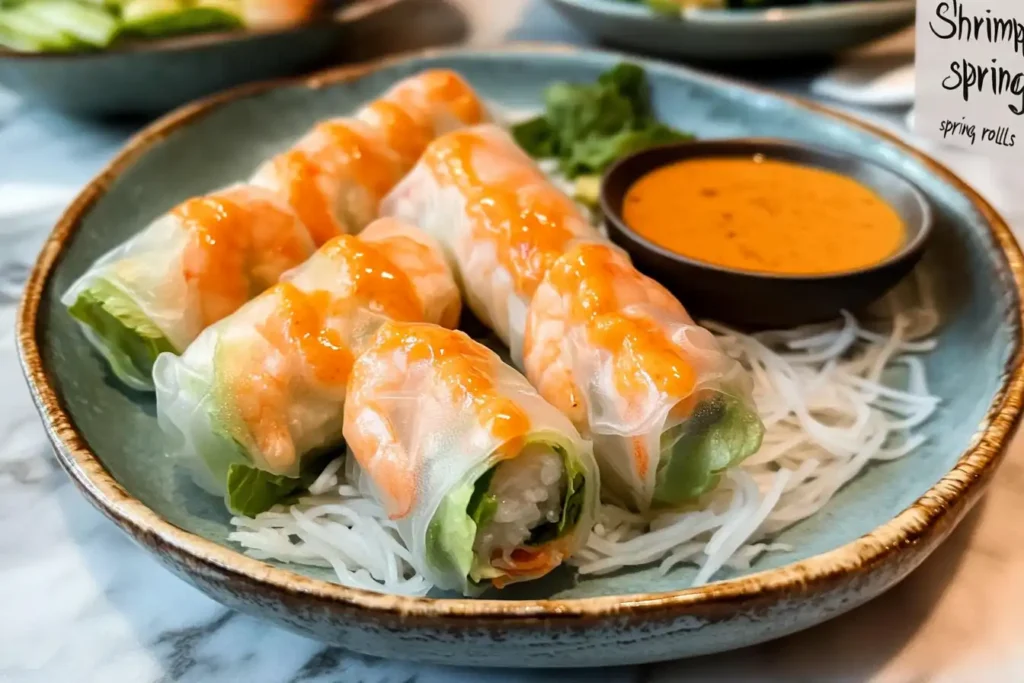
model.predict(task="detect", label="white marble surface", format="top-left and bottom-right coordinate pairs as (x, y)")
top-left (3, 2), bottom-right (1024, 681)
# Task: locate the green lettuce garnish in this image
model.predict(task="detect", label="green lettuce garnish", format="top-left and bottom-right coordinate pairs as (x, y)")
top-left (511, 62), bottom-right (694, 179)
top-left (527, 445), bottom-right (585, 546)
top-left (120, 2), bottom-right (241, 38)
top-left (215, 428), bottom-right (337, 517)
top-left (466, 466), bottom-right (498, 529)
top-left (425, 440), bottom-right (589, 588)
top-left (652, 394), bottom-right (765, 508)
top-left (67, 278), bottom-right (175, 388)
top-left (226, 464), bottom-right (307, 517)
top-left (425, 479), bottom-right (477, 583)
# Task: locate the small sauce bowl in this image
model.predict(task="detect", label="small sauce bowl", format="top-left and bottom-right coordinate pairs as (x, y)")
top-left (600, 139), bottom-right (933, 328)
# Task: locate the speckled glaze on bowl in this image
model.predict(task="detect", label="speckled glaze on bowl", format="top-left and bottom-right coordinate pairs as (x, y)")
top-left (17, 45), bottom-right (1024, 668)
top-left (0, 0), bottom-right (403, 117)
top-left (545, 0), bottom-right (915, 60)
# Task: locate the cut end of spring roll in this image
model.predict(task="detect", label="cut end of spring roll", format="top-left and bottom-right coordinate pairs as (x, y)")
top-left (62, 184), bottom-right (316, 391)
top-left (525, 242), bottom-right (765, 512)
top-left (344, 321), bottom-right (598, 594)
top-left (426, 436), bottom-right (591, 590)
top-left (652, 391), bottom-right (765, 508)
top-left (66, 278), bottom-right (176, 391)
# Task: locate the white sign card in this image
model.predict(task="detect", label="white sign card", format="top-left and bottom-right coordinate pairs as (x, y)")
top-left (915, 0), bottom-right (1024, 153)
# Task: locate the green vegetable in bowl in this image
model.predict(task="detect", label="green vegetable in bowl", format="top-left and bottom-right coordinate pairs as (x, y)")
top-left (0, 0), bottom-right (253, 53)
top-left (511, 63), bottom-right (694, 182)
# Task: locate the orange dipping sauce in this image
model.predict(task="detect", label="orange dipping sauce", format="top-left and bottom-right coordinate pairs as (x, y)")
top-left (622, 156), bottom-right (906, 276)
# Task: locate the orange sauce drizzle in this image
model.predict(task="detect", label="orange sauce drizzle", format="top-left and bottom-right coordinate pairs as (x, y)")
top-left (543, 244), bottom-right (698, 478)
top-left (228, 234), bottom-right (426, 474)
top-left (360, 100), bottom-right (434, 169)
top-left (422, 130), bottom-right (586, 299)
top-left (349, 323), bottom-right (530, 518)
top-left (389, 69), bottom-right (486, 127)
top-left (175, 191), bottom-right (310, 329)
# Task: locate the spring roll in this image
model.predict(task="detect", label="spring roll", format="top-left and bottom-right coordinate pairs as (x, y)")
top-left (344, 321), bottom-right (599, 594)
top-left (381, 124), bottom-right (600, 362)
top-left (154, 218), bottom-right (460, 515)
top-left (252, 69), bottom-right (488, 243)
top-left (524, 243), bottom-right (764, 512)
top-left (63, 184), bottom-right (316, 391)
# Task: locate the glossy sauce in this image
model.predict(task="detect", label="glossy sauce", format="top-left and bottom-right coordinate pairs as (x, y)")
top-left (348, 323), bottom-right (529, 518)
top-left (359, 100), bottom-right (435, 169)
top-left (623, 157), bottom-right (906, 275)
top-left (542, 244), bottom-right (697, 478)
top-left (175, 190), bottom-right (312, 329)
top-left (227, 234), bottom-right (426, 474)
top-left (423, 129), bottom-right (591, 299)
top-left (388, 69), bottom-right (486, 129)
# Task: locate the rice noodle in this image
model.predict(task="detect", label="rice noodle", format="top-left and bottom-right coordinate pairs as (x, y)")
top-left (570, 300), bottom-right (940, 580)
top-left (229, 300), bottom-right (939, 592)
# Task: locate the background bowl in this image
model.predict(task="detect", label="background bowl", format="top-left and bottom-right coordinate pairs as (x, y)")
top-left (17, 45), bottom-right (1024, 667)
top-left (545, 0), bottom-right (915, 60)
top-left (601, 139), bottom-right (933, 328)
top-left (0, 0), bottom-right (402, 117)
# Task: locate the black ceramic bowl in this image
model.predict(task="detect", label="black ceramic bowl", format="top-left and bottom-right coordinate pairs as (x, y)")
top-left (600, 139), bottom-right (933, 329)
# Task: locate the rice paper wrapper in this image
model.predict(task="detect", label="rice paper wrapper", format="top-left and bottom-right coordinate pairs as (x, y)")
top-left (525, 244), bottom-right (764, 512)
top-left (154, 220), bottom-right (461, 508)
top-left (380, 125), bottom-right (598, 365)
top-left (344, 322), bottom-right (599, 594)
top-left (62, 184), bottom-right (315, 391)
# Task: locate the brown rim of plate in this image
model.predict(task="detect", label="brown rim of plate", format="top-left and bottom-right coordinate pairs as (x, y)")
top-left (16, 43), bottom-right (1024, 622)
top-left (0, 0), bottom-right (402, 60)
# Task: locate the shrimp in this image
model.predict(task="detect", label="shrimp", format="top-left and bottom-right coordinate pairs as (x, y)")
top-left (381, 125), bottom-right (599, 355)
top-left (216, 219), bottom-right (460, 477)
top-left (176, 185), bottom-right (315, 329)
top-left (523, 243), bottom-right (701, 486)
top-left (345, 323), bottom-right (529, 518)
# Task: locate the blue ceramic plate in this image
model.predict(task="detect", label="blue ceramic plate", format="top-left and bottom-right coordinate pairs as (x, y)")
top-left (18, 45), bottom-right (1024, 667)
top-left (0, 0), bottom-right (402, 117)
top-left (546, 0), bottom-right (916, 60)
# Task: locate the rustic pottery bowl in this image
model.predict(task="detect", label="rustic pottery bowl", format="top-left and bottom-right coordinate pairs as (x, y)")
top-left (601, 139), bottom-right (933, 328)
top-left (17, 44), bottom-right (1024, 668)
top-left (0, 0), bottom-right (403, 117)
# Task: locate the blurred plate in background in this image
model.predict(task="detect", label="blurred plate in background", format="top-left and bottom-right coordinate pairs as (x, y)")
top-left (0, 0), bottom-right (403, 118)
top-left (545, 0), bottom-right (915, 60)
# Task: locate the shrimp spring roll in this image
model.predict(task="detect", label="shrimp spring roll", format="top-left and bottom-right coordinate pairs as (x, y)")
top-left (344, 321), bottom-right (599, 594)
top-left (381, 124), bottom-right (600, 361)
top-left (252, 69), bottom-right (488, 243)
top-left (63, 185), bottom-right (316, 391)
top-left (524, 243), bottom-right (764, 512)
top-left (154, 218), bottom-right (460, 515)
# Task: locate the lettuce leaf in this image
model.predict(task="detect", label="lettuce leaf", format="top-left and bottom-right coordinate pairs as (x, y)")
top-left (224, 443), bottom-right (339, 517)
top-left (425, 480), bottom-right (477, 583)
top-left (226, 464), bottom-right (306, 517)
top-left (67, 278), bottom-right (175, 389)
top-left (466, 466), bottom-right (497, 529)
top-left (511, 62), bottom-right (694, 178)
top-left (560, 124), bottom-right (693, 178)
top-left (121, 1), bottom-right (241, 37)
top-left (526, 444), bottom-right (586, 546)
top-left (652, 394), bottom-right (765, 508)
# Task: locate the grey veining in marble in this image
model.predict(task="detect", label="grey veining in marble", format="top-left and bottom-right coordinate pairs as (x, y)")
top-left (4, 0), bottom-right (1024, 681)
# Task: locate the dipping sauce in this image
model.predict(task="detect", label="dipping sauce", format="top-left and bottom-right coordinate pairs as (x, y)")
top-left (622, 156), bottom-right (906, 276)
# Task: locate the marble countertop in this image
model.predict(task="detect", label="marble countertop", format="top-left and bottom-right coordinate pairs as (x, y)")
top-left (3, 2), bottom-right (1024, 681)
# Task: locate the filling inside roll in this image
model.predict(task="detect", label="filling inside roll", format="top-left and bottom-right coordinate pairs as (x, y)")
top-left (653, 392), bottom-right (764, 508)
top-left (427, 440), bottom-right (587, 588)
top-left (67, 279), bottom-right (176, 389)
